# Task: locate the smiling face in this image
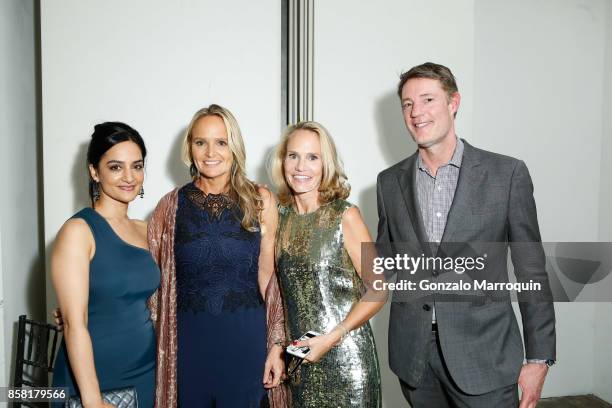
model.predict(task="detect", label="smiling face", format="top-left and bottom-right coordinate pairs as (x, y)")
top-left (190, 115), bottom-right (233, 184)
top-left (283, 129), bottom-right (323, 199)
top-left (400, 77), bottom-right (460, 148)
top-left (89, 141), bottom-right (144, 204)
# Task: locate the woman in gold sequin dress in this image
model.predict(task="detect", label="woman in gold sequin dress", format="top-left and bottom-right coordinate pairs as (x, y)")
top-left (270, 121), bottom-right (386, 407)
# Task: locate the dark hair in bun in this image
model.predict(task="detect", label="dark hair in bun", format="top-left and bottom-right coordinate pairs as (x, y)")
top-left (87, 122), bottom-right (146, 202)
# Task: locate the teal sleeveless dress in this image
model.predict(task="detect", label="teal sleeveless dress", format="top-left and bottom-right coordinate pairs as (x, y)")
top-left (52, 208), bottom-right (159, 407)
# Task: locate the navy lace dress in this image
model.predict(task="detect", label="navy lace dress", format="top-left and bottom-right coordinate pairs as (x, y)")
top-left (175, 183), bottom-right (268, 407)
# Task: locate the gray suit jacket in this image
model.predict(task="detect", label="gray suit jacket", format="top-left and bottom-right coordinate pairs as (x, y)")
top-left (376, 140), bottom-right (556, 395)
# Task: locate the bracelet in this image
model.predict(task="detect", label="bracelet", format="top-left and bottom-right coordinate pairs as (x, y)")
top-left (334, 322), bottom-right (350, 344)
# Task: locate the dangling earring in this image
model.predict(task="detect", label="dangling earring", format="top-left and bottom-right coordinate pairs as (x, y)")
top-left (92, 182), bottom-right (101, 202)
top-left (190, 163), bottom-right (199, 179)
top-left (139, 186), bottom-right (144, 198)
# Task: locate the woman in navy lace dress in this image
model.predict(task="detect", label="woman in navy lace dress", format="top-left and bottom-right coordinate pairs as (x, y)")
top-left (175, 181), bottom-right (268, 406)
top-left (147, 104), bottom-right (285, 407)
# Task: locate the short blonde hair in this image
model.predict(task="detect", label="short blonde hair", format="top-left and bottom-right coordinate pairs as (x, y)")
top-left (182, 104), bottom-right (261, 231)
top-left (269, 121), bottom-right (350, 207)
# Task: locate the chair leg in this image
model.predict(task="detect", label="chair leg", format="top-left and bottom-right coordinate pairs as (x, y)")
top-left (13, 315), bottom-right (27, 408)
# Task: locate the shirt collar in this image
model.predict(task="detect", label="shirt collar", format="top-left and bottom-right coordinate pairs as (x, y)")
top-left (417, 137), bottom-right (464, 172)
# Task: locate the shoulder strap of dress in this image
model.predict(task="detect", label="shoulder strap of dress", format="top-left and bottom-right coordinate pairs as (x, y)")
top-left (277, 203), bottom-right (289, 216)
top-left (70, 208), bottom-right (104, 241)
top-left (336, 199), bottom-right (353, 214)
top-left (328, 199), bottom-right (353, 219)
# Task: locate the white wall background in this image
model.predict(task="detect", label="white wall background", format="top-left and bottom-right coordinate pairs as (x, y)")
top-left (0, 0), bottom-right (45, 386)
top-left (594, 0), bottom-right (612, 402)
top-left (0, 219), bottom-right (5, 388)
top-left (41, 0), bottom-right (282, 312)
top-left (314, 0), bottom-right (612, 404)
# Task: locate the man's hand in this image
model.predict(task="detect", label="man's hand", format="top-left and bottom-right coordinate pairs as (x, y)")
top-left (518, 362), bottom-right (548, 408)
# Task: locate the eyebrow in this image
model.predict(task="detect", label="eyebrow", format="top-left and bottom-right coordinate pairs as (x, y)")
top-left (192, 136), bottom-right (228, 141)
top-left (402, 93), bottom-right (434, 102)
top-left (286, 150), bottom-right (320, 155)
top-left (105, 159), bottom-right (143, 165)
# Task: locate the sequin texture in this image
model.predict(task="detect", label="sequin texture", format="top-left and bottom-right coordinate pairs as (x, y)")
top-left (276, 199), bottom-right (382, 408)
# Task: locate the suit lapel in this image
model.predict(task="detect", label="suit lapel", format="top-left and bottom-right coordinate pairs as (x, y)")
top-left (440, 140), bottom-right (483, 243)
top-left (396, 154), bottom-right (433, 257)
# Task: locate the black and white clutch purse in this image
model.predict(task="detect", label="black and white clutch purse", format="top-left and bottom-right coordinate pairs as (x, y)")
top-left (65, 386), bottom-right (138, 408)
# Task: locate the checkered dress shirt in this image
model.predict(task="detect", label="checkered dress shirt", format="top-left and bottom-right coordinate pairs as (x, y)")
top-left (416, 138), bottom-right (464, 322)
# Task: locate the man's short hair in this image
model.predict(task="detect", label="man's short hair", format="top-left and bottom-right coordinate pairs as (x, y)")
top-left (397, 62), bottom-right (459, 99)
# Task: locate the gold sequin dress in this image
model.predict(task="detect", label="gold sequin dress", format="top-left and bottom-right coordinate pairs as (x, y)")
top-left (276, 199), bottom-right (382, 408)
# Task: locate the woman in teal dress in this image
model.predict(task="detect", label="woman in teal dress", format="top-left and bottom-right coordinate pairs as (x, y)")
top-left (269, 121), bottom-right (386, 407)
top-left (52, 122), bottom-right (159, 407)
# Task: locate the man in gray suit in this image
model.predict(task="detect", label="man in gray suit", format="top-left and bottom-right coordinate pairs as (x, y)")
top-left (376, 62), bottom-right (555, 407)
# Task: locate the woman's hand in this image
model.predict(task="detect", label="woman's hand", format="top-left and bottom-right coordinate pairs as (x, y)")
top-left (293, 331), bottom-right (342, 363)
top-left (83, 401), bottom-right (115, 408)
top-left (83, 400), bottom-right (116, 408)
top-left (262, 345), bottom-right (285, 388)
top-left (53, 308), bottom-right (64, 329)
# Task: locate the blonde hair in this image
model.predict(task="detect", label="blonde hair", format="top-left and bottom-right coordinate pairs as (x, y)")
top-left (182, 104), bottom-right (262, 231)
top-left (269, 121), bottom-right (350, 207)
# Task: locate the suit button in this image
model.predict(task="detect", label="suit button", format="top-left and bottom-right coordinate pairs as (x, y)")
top-left (423, 304), bottom-right (431, 311)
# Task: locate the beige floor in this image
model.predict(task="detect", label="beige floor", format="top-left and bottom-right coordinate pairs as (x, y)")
top-left (538, 395), bottom-right (611, 407)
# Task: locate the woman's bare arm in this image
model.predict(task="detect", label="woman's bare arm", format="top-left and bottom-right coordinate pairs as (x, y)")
top-left (51, 219), bottom-right (110, 408)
